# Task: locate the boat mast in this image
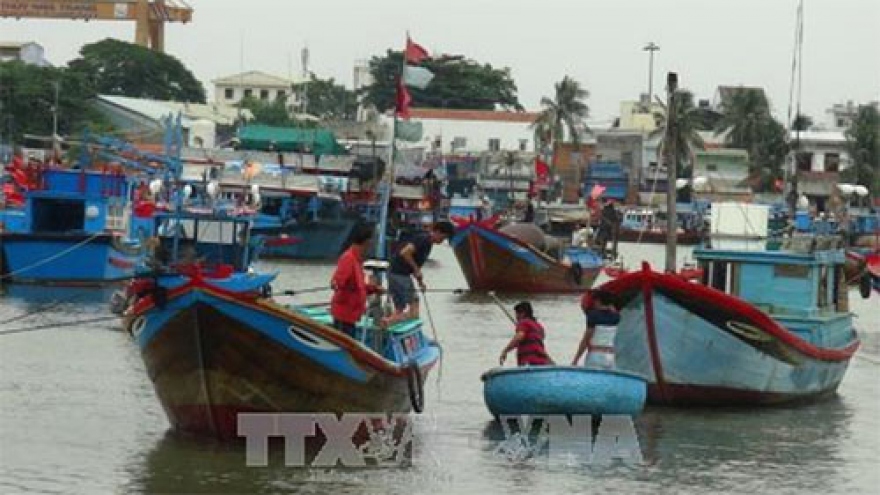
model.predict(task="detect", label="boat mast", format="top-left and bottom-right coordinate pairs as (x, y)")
top-left (784, 0), bottom-right (805, 215)
top-left (664, 72), bottom-right (679, 273)
top-left (374, 43), bottom-right (406, 264)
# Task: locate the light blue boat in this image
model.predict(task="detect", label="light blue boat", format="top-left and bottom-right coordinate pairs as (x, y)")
top-left (481, 366), bottom-right (646, 416)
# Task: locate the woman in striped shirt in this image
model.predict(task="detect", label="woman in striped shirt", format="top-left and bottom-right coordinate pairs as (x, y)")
top-left (499, 301), bottom-right (553, 366)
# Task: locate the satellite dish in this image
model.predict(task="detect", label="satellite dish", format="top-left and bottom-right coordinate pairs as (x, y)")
top-left (206, 181), bottom-right (219, 198)
top-left (183, 184), bottom-right (193, 199)
top-left (854, 185), bottom-right (869, 197)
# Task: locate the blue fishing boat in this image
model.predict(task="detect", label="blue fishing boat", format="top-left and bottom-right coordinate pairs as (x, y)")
top-left (481, 366), bottom-right (646, 416)
top-left (597, 203), bottom-right (860, 405)
top-left (0, 166), bottom-right (141, 285)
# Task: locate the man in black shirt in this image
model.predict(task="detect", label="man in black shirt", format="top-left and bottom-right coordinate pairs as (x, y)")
top-left (384, 221), bottom-right (455, 325)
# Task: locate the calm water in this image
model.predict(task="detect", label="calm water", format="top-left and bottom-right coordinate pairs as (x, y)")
top-left (1, 244), bottom-right (878, 494)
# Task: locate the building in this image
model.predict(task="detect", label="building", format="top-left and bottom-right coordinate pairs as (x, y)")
top-left (825, 100), bottom-right (879, 130)
top-left (618, 94), bottom-right (662, 133)
top-left (595, 131), bottom-right (644, 203)
top-left (0, 41), bottom-right (50, 66)
top-left (94, 95), bottom-right (250, 148)
top-left (402, 108), bottom-right (541, 155)
top-left (692, 148), bottom-right (752, 201)
top-left (791, 130), bottom-right (852, 210)
top-left (212, 71), bottom-right (297, 106)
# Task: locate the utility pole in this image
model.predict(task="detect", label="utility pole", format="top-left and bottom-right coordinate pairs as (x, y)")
top-left (643, 42), bottom-right (660, 107)
top-left (664, 72), bottom-right (679, 273)
top-left (51, 80), bottom-right (60, 160)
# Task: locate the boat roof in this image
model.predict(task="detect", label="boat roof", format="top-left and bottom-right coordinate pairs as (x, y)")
top-left (693, 246), bottom-right (846, 265)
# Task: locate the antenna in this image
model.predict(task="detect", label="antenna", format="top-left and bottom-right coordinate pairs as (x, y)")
top-left (301, 45), bottom-right (310, 115)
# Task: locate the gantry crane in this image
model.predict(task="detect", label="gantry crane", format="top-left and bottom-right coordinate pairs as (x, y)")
top-left (0, 0), bottom-right (193, 52)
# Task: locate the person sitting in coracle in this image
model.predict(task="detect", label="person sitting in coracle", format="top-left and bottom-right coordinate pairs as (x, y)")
top-left (572, 290), bottom-right (620, 369)
top-left (499, 301), bottom-right (553, 366)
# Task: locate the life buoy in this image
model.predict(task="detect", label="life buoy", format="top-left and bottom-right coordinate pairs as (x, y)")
top-left (406, 361), bottom-right (424, 413)
top-left (570, 263), bottom-right (583, 286)
top-left (860, 273), bottom-right (872, 299)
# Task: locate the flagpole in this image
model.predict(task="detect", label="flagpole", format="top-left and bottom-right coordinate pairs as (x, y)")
top-left (374, 36), bottom-right (409, 264)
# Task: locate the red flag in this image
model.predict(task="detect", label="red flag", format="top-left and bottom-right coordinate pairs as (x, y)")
top-left (405, 37), bottom-right (429, 64)
top-left (534, 157), bottom-right (550, 185)
top-left (395, 77), bottom-right (411, 119)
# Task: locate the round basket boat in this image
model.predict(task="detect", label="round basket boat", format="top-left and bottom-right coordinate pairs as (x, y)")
top-left (481, 366), bottom-right (646, 417)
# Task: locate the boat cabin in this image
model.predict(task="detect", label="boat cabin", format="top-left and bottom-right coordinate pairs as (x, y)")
top-left (148, 211), bottom-right (254, 272)
top-left (694, 247), bottom-right (849, 319)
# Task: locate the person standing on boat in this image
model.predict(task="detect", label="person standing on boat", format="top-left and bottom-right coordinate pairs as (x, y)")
top-left (499, 301), bottom-right (553, 366)
top-left (571, 223), bottom-right (592, 248)
top-left (572, 290), bottom-right (620, 369)
top-left (330, 224), bottom-right (383, 337)
top-left (383, 221), bottom-right (456, 325)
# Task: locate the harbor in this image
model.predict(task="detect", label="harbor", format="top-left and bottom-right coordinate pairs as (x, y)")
top-left (0, 244), bottom-right (878, 493)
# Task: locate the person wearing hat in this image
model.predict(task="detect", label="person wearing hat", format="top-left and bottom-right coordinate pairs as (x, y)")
top-left (499, 301), bottom-right (553, 366)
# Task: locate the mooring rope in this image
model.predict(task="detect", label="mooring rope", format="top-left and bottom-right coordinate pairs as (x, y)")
top-left (1, 231), bottom-right (105, 281)
top-left (0, 315), bottom-right (120, 336)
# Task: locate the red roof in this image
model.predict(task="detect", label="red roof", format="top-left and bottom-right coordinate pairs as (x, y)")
top-left (407, 108), bottom-right (539, 123)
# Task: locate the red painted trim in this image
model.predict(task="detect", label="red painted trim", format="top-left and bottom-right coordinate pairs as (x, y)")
top-left (131, 277), bottom-right (437, 377)
top-left (599, 265), bottom-right (860, 362)
top-left (108, 257), bottom-right (135, 269)
top-left (640, 261), bottom-right (668, 399)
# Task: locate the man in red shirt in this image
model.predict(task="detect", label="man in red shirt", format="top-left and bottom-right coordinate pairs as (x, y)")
top-left (330, 224), bottom-right (382, 337)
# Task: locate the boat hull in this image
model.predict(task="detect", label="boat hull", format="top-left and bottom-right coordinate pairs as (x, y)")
top-left (0, 232), bottom-right (139, 285)
top-left (482, 366), bottom-right (646, 416)
top-left (599, 267), bottom-right (859, 406)
top-left (131, 282), bottom-right (439, 439)
top-left (254, 218), bottom-right (358, 259)
top-left (451, 225), bottom-right (601, 293)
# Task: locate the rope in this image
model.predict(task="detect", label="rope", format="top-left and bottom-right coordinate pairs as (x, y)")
top-left (0, 315), bottom-right (120, 336)
top-left (1, 231), bottom-right (105, 281)
top-left (0, 294), bottom-right (83, 327)
top-left (420, 289), bottom-right (444, 401)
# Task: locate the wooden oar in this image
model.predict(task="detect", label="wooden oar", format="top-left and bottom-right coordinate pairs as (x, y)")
top-left (487, 291), bottom-right (516, 324)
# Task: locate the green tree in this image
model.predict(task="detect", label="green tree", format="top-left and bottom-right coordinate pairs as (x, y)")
top-left (293, 74), bottom-right (358, 121)
top-left (843, 104), bottom-right (880, 191)
top-left (651, 89), bottom-right (706, 178)
top-left (715, 88), bottom-right (788, 191)
top-left (361, 51), bottom-right (522, 112)
top-left (791, 113), bottom-right (813, 131)
top-left (238, 95), bottom-right (317, 128)
top-left (531, 76), bottom-right (590, 149)
top-left (0, 61), bottom-right (108, 142)
top-left (67, 38), bottom-right (206, 103)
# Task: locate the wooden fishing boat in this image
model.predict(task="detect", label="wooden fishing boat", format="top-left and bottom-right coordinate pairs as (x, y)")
top-left (481, 366), bottom-right (646, 416)
top-left (596, 213), bottom-right (860, 405)
top-left (121, 209), bottom-right (440, 439)
top-left (616, 207), bottom-right (703, 245)
top-left (450, 216), bottom-right (603, 293)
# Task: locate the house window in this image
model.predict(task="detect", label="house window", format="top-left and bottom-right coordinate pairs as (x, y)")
top-left (824, 153), bottom-right (840, 173)
top-left (243, 88), bottom-right (253, 98)
top-left (452, 137), bottom-right (467, 150)
top-left (706, 163), bottom-right (718, 172)
top-left (488, 138), bottom-right (501, 152)
top-left (796, 152), bottom-right (813, 172)
top-left (836, 118), bottom-right (845, 128)
top-left (224, 88), bottom-right (234, 100)
top-left (260, 89), bottom-right (270, 100)
top-left (519, 139), bottom-right (528, 151)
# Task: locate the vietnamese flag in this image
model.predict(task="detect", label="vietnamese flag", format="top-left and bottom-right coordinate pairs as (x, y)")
top-left (395, 77), bottom-right (412, 119)
top-left (405, 36), bottom-right (429, 64)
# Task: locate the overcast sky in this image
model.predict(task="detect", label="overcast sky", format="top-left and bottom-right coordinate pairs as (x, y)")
top-left (2, 0), bottom-right (878, 124)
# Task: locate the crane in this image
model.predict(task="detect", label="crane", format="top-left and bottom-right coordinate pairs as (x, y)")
top-left (0, 0), bottom-right (193, 52)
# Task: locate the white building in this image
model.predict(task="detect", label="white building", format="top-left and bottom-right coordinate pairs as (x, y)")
top-left (0, 41), bottom-right (50, 66)
top-left (824, 100), bottom-right (879, 131)
top-left (95, 95), bottom-right (251, 148)
top-left (212, 71), bottom-right (298, 106)
top-left (395, 108), bottom-right (541, 154)
top-left (792, 130), bottom-right (851, 173)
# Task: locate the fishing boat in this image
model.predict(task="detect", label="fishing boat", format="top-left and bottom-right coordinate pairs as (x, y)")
top-left (596, 202), bottom-right (860, 405)
top-left (121, 205), bottom-right (439, 438)
top-left (0, 164), bottom-right (142, 285)
top-left (616, 206), bottom-right (703, 245)
top-left (481, 366), bottom-right (646, 416)
top-left (450, 217), bottom-right (604, 293)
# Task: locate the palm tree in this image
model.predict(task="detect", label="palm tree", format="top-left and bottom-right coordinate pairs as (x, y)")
top-left (651, 90), bottom-right (706, 194)
top-left (531, 76), bottom-right (590, 150)
top-left (714, 88), bottom-right (772, 165)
